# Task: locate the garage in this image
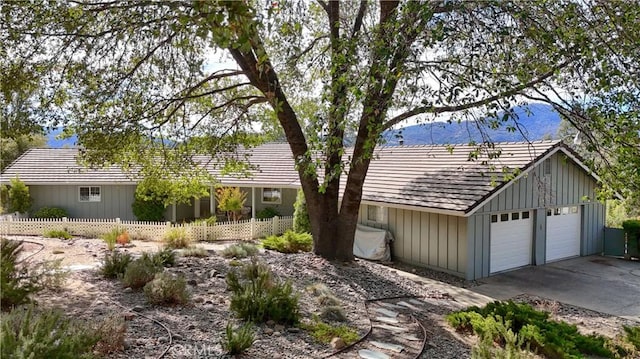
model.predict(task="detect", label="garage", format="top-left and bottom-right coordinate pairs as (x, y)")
top-left (490, 211), bottom-right (533, 273)
top-left (546, 206), bottom-right (581, 262)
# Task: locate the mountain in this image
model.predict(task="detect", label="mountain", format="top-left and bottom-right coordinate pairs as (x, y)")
top-left (383, 103), bottom-right (561, 146)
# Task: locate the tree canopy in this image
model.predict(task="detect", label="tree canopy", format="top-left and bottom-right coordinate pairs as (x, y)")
top-left (2, 0), bottom-right (638, 258)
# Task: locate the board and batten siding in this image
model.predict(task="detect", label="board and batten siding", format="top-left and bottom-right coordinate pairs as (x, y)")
top-left (466, 152), bottom-right (604, 279)
top-left (29, 185), bottom-right (137, 220)
top-left (367, 206), bottom-right (467, 277)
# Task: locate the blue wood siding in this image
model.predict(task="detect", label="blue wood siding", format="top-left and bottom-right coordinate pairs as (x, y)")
top-left (29, 185), bottom-right (136, 220)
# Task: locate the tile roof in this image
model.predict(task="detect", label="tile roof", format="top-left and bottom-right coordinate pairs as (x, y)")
top-left (1, 141), bottom-right (567, 213)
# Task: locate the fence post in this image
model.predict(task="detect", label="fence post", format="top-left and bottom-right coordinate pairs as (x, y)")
top-left (272, 216), bottom-right (279, 236)
top-left (250, 218), bottom-right (255, 239)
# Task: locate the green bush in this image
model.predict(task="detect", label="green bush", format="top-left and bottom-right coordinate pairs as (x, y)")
top-left (93, 313), bottom-right (127, 355)
top-left (216, 187), bottom-right (247, 221)
top-left (131, 195), bottom-right (165, 221)
top-left (181, 246), bottom-right (209, 258)
top-left (624, 325), bottom-right (640, 350)
top-left (140, 248), bottom-right (176, 267)
top-left (1, 238), bottom-right (66, 311)
top-left (33, 207), bottom-right (68, 219)
top-left (622, 219), bottom-right (640, 242)
top-left (1, 306), bottom-right (100, 358)
top-left (226, 259), bottom-right (299, 324)
top-left (100, 251), bottom-right (133, 279)
top-left (143, 272), bottom-right (190, 305)
top-left (262, 230), bottom-right (312, 253)
top-left (8, 177), bottom-right (32, 214)
top-left (163, 227), bottom-right (192, 249)
top-left (256, 207), bottom-right (280, 219)
top-left (301, 316), bottom-right (359, 345)
top-left (221, 243), bottom-right (259, 259)
top-left (293, 189), bottom-right (311, 233)
top-left (44, 229), bottom-right (72, 239)
top-left (101, 227), bottom-right (128, 251)
top-left (320, 306), bottom-right (347, 322)
top-left (447, 301), bottom-right (617, 359)
top-left (221, 322), bottom-right (254, 355)
top-left (122, 259), bottom-right (161, 290)
top-left (192, 216), bottom-right (217, 225)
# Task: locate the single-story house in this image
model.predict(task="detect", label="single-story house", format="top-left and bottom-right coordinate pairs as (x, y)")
top-left (0, 140), bottom-right (605, 279)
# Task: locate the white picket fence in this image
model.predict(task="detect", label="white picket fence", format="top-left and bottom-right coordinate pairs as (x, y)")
top-left (0, 216), bottom-right (293, 241)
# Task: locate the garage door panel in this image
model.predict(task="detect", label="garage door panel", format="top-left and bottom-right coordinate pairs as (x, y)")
top-left (490, 212), bottom-right (533, 274)
top-left (546, 207), bottom-right (580, 262)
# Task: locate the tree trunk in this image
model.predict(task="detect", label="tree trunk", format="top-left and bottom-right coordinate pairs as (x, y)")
top-left (309, 198), bottom-right (359, 261)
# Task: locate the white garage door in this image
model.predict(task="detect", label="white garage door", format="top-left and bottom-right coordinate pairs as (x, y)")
top-left (490, 211), bottom-right (533, 274)
top-left (546, 206), bottom-right (581, 262)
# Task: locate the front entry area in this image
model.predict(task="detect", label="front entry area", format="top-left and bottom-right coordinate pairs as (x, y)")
top-left (490, 211), bottom-right (533, 274)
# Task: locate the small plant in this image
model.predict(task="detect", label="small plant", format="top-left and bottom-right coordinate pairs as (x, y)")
top-left (181, 246), bottom-right (209, 258)
top-left (221, 322), bottom-right (254, 355)
top-left (44, 229), bottom-right (72, 240)
top-left (293, 189), bottom-right (311, 233)
top-left (93, 313), bottom-right (127, 354)
top-left (215, 186), bottom-right (247, 221)
top-left (7, 176), bottom-right (32, 214)
top-left (262, 230), bottom-right (313, 253)
top-left (307, 283), bottom-right (340, 306)
top-left (1, 238), bottom-right (66, 311)
top-left (624, 325), bottom-right (640, 351)
top-left (122, 258), bottom-right (161, 290)
top-left (256, 207), bottom-right (280, 219)
top-left (140, 248), bottom-right (176, 267)
top-left (221, 242), bottom-right (259, 259)
top-left (116, 230), bottom-right (130, 245)
top-left (226, 259), bottom-right (300, 324)
top-left (100, 251), bottom-right (133, 279)
top-left (163, 227), bottom-right (192, 249)
top-left (302, 316), bottom-right (359, 345)
top-left (143, 272), bottom-right (190, 305)
top-left (0, 305), bottom-right (100, 358)
top-left (320, 306), bottom-right (347, 322)
top-left (33, 206), bottom-right (68, 219)
top-left (229, 259), bottom-right (242, 267)
top-left (102, 227), bottom-right (128, 251)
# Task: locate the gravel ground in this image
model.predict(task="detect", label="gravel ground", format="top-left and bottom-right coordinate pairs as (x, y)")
top-left (8, 235), bottom-right (637, 359)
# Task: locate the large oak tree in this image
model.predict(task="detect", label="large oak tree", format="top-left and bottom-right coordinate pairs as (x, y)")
top-left (2, 0), bottom-right (638, 259)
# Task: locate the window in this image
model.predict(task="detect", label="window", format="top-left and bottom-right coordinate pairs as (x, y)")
top-left (261, 188), bottom-right (282, 204)
top-left (79, 186), bottom-right (100, 202)
top-left (500, 213), bottom-right (509, 222)
top-left (491, 214), bottom-right (498, 223)
top-left (561, 206), bottom-right (570, 215)
top-left (512, 212), bottom-right (520, 220)
top-left (367, 205), bottom-right (387, 223)
top-left (547, 209), bottom-right (552, 216)
top-left (570, 206), bottom-right (578, 214)
top-left (544, 158), bottom-right (551, 175)
top-left (554, 207), bottom-right (561, 215)
top-left (522, 211), bottom-right (530, 219)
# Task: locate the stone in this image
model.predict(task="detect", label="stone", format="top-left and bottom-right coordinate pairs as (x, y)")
top-left (330, 337), bottom-right (346, 350)
top-left (372, 324), bottom-right (408, 332)
top-left (379, 302), bottom-right (404, 309)
top-left (187, 279), bottom-right (198, 286)
top-left (123, 339), bottom-right (132, 350)
top-left (373, 308), bottom-right (398, 318)
top-left (123, 287), bottom-right (133, 294)
top-left (264, 328), bottom-right (274, 335)
top-left (266, 320), bottom-right (276, 326)
top-left (358, 349), bottom-right (389, 359)
top-left (158, 336), bottom-right (169, 344)
top-left (371, 341), bottom-right (404, 353)
top-left (399, 334), bottom-right (421, 341)
top-left (408, 299), bottom-right (425, 306)
top-left (274, 324), bottom-right (285, 332)
top-left (132, 305), bottom-right (144, 312)
top-left (187, 324), bottom-right (196, 330)
top-left (193, 296), bottom-right (204, 303)
top-left (173, 334), bottom-right (183, 341)
top-left (374, 316), bottom-right (400, 324)
top-left (123, 312), bottom-right (136, 321)
top-left (273, 331), bottom-right (281, 336)
top-left (208, 269), bottom-right (218, 278)
top-left (287, 327), bottom-right (301, 333)
top-left (397, 301), bottom-right (421, 311)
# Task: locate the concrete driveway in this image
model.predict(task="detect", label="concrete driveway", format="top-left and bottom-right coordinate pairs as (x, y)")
top-left (470, 255), bottom-right (640, 322)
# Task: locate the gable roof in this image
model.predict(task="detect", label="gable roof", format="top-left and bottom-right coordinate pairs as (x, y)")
top-left (1, 141), bottom-right (598, 215)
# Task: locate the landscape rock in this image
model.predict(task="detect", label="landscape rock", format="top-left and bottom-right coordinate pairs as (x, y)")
top-left (330, 337), bottom-right (346, 350)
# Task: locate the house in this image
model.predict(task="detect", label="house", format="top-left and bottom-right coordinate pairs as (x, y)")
top-left (0, 141), bottom-right (605, 279)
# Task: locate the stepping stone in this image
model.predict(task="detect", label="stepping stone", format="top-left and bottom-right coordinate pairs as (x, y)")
top-left (373, 308), bottom-right (398, 318)
top-left (397, 301), bottom-right (421, 311)
top-left (399, 334), bottom-right (422, 341)
top-left (372, 324), bottom-right (408, 332)
top-left (358, 349), bottom-right (390, 359)
top-left (409, 299), bottom-right (426, 306)
top-left (374, 316), bottom-right (400, 324)
top-left (371, 341), bottom-right (404, 353)
top-left (379, 302), bottom-right (404, 309)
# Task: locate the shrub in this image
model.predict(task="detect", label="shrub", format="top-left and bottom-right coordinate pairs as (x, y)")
top-left (8, 177), bottom-right (32, 213)
top-left (44, 229), bottom-right (72, 240)
top-left (293, 189), bottom-right (311, 233)
top-left (100, 251), bottom-right (133, 279)
top-left (221, 242), bottom-right (259, 259)
top-left (181, 246), bottom-right (209, 258)
top-left (256, 207), bottom-right (280, 219)
top-left (226, 259), bottom-right (299, 324)
top-left (193, 216), bottom-right (217, 225)
top-left (221, 322), bottom-right (254, 355)
top-left (144, 272), bottom-right (190, 305)
top-left (1, 238), bottom-right (66, 311)
top-left (122, 259), bottom-right (161, 290)
top-left (320, 306), bottom-right (347, 322)
top-left (33, 207), bottom-right (68, 219)
top-left (302, 316), bottom-right (359, 345)
top-left (1, 305), bottom-right (100, 358)
top-left (262, 230), bottom-right (312, 253)
top-left (447, 301), bottom-right (617, 359)
top-left (102, 227), bottom-right (128, 251)
top-left (624, 325), bottom-right (640, 350)
top-left (215, 186), bottom-right (247, 221)
top-left (140, 248), bottom-right (176, 267)
top-left (163, 227), bottom-right (192, 249)
top-left (131, 195), bottom-right (165, 221)
top-left (93, 313), bottom-right (126, 355)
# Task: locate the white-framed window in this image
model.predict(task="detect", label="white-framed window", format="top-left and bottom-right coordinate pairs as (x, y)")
top-left (367, 205), bottom-right (387, 223)
top-left (79, 186), bottom-right (101, 202)
top-left (262, 188), bottom-right (282, 204)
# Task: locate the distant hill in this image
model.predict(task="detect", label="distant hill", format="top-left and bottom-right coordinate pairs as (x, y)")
top-left (383, 103), bottom-right (561, 145)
